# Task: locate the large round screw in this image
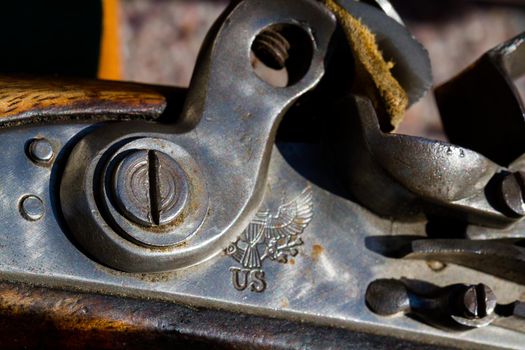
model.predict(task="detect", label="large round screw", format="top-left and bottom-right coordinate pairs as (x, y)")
top-left (28, 138), bottom-right (54, 164)
top-left (462, 283), bottom-right (496, 319)
top-left (112, 149), bottom-right (189, 227)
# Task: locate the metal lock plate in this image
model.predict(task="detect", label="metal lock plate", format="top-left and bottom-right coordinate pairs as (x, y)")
top-left (0, 0), bottom-right (523, 348)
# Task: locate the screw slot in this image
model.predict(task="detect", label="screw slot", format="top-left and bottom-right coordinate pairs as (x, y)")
top-left (148, 150), bottom-right (161, 226)
top-left (462, 284), bottom-right (496, 319)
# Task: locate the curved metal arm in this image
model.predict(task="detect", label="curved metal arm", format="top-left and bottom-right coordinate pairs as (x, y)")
top-left (60, 0), bottom-right (336, 272)
top-left (331, 94), bottom-right (518, 228)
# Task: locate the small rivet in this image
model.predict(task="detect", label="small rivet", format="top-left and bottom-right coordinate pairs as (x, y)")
top-left (427, 260), bottom-right (447, 272)
top-left (28, 138), bottom-right (54, 164)
top-left (20, 195), bottom-right (44, 221)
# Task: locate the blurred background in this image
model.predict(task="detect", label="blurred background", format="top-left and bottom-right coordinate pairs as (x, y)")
top-left (0, 1), bottom-right (524, 139)
top-left (119, 0), bottom-right (525, 138)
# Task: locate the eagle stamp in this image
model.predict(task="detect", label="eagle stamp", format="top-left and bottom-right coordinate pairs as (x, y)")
top-left (226, 186), bottom-right (313, 292)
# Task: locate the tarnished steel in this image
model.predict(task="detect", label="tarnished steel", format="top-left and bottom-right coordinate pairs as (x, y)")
top-left (365, 279), bottom-right (498, 330)
top-left (386, 238), bottom-right (525, 285)
top-left (59, 0), bottom-right (336, 272)
top-left (0, 0), bottom-right (524, 348)
top-left (331, 94), bottom-right (518, 228)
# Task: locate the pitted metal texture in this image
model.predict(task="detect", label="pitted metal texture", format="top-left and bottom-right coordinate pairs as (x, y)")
top-left (59, 0), bottom-right (336, 272)
top-left (0, 0), bottom-right (523, 348)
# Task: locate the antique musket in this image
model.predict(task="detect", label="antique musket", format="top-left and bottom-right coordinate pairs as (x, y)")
top-left (1, 0), bottom-right (525, 348)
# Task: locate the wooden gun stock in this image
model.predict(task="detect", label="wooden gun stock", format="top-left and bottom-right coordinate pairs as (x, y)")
top-left (0, 76), bottom-right (186, 127)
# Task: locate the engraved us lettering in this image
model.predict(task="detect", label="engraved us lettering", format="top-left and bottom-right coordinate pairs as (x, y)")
top-left (226, 186), bottom-right (313, 292)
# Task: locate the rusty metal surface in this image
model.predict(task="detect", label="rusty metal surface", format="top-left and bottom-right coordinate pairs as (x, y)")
top-left (0, 280), bottom-right (456, 350)
top-left (365, 279), bottom-right (498, 330)
top-left (0, 119), bottom-right (523, 349)
top-left (0, 1), bottom-right (524, 348)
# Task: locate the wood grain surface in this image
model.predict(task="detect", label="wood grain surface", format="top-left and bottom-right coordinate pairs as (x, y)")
top-left (0, 76), bottom-right (185, 127)
top-left (0, 281), bottom-right (454, 350)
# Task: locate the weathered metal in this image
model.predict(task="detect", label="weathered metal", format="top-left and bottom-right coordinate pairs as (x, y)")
top-left (0, 125), bottom-right (521, 348)
top-left (111, 149), bottom-right (189, 227)
top-left (386, 238), bottom-right (525, 285)
top-left (19, 195), bottom-right (44, 222)
top-left (331, 94), bottom-right (519, 228)
top-left (27, 137), bottom-right (54, 164)
top-left (500, 171), bottom-right (525, 217)
top-left (365, 279), bottom-right (498, 330)
top-left (252, 28), bottom-right (291, 70)
top-left (0, 0), bottom-right (524, 348)
top-left (58, 0), bottom-right (336, 272)
top-left (463, 284), bottom-right (497, 319)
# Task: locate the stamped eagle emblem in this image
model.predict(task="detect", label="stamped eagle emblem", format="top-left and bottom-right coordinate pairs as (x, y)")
top-left (226, 186), bottom-right (313, 292)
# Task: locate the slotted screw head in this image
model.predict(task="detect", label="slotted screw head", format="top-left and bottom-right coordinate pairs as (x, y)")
top-left (111, 149), bottom-right (188, 227)
top-left (462, 284), bottom-right (496, 319)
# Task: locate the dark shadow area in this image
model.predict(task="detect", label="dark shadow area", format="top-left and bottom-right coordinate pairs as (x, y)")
top-left (425, 216), bottom-right (468, 239)
top-left (516, 239), bottom-right (525, 247)
top-left (364, 235), bottom-right (418, 258)
top-left (276, 27), bottom-right (355, 144)
top-left (276, 142), bottom-right (350, 201)
top-left (399, 277), bottom-right (444, 296)
top-left (495, 302), bottom-right (517, 317)
top-left (0, 1), bottom-right (102, 77)
top-left (390, 0), bottom-right (468, 21)
top-left (275, 26), bottom-right (356, 200)
top-left (483, 170), bottom-right (520, 218)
